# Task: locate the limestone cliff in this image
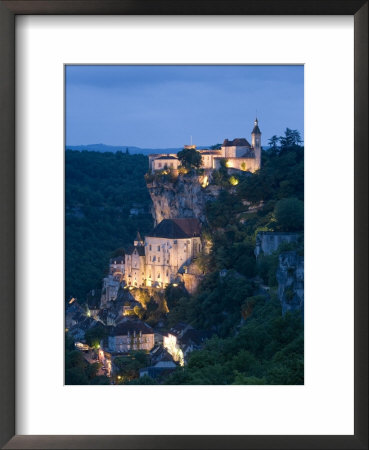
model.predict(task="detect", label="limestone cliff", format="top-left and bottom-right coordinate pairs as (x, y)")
top-left (146, 173), bottom-right (221, 225)
top-left (276, 251), bottom-right (304, 317)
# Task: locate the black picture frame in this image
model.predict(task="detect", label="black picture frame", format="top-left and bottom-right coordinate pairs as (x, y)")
top-left (0, 1), bottom-right (367, 449)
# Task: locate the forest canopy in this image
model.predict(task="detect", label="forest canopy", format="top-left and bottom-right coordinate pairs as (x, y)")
top-left (65, 150), bottom-right (153, 303)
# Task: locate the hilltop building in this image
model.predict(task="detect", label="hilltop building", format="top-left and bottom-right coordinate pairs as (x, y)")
top-left (150, 118), bottom-right (262, 173)
top-left (124, 218), bottom-right (202, 289)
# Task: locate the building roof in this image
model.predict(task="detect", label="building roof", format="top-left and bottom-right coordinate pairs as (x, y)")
top-left (167, 322), bottom-right (192, 337)
top-left (110, 256), bottom-right (124, 264)
top-left (126, 244), bottom-right (145, 256)
top-left (150, 218), bottom-right (201, 239)
top-left (111, 320), bottom-right (154, 336)
top-left (180, 328), bottom-right (211, 346)
top-left (241, 148), bottom-right (256, 158)
top-left (155, 155), bottom-right (178, 160)
top-left (222, 138), bottom-right (251, 147)
top-left (252, 119), bottom-right (261, 135)
top-left (135, 231), bottom-right (143, 242)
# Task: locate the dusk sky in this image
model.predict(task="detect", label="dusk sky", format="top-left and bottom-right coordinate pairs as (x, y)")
top-left (65, 65), bottom-right (304, 149)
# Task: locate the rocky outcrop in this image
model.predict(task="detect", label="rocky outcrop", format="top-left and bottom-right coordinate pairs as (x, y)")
top-left (180, 260), bottom-right (205, 294)
top-left (276, 251), bottom-right (304, 317)
top-left (146, 173), bottom-right (221, 225)
top-left (255, 232), bottom-right (301, 258)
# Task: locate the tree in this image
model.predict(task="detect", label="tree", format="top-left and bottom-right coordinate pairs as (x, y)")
top-left (177, 148), bottom-right (202, 169)
top-left (210, 143), bottom-right (221, 150)
top-left (279, 129), bottom-right (302, 149)
top-left (268, 135), bottom-right (279, 150)
top-left (274, 197), bottom-right (304, 231)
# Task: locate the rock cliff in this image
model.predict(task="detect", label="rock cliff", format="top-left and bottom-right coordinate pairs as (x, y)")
top-left (146, 173), bottom-right (221, 225)
top-left (276, 251), bottom-right (304, 317)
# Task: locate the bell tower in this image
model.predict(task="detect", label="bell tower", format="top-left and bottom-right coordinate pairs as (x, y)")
top-left (251, 117), bottom-right (262, 169)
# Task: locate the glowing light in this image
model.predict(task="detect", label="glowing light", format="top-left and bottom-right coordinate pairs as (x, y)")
top-left (172, 283), bottom-right (178, 287)
top-left (225, 160), bottom-right (233, 168)
top-left (229, 176), bottom-right (239, 186)
top-left (200, 175), bottom-right (209, 188)
top-left (69, 297), bottom-right (76, 304)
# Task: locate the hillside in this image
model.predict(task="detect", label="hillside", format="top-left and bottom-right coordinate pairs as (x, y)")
top-left (65, 150), bottom-right (153, 302)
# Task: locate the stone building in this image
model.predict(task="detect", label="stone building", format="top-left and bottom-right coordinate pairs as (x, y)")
top-left (148, 153), bottom-right (177, 171)
top-left (123, 218), bottom-right (202, 289)
top-left (152, 155), bottom-right (180, 171)
top-left (150, 118), bottom-right (262, 173)
top-left (144, 218), bottom-right (202, 288)
top-left (100, 256), bottom-right (125, 307)
top-left (107, 320), bottom-right (155, 353)
top-left (124, 232), bottom-right (146, 288)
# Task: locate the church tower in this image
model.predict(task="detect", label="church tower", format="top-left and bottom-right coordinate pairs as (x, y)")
top-left (134, 231), bottom-right (144, 247)
top-left (251, 118), bottom-right (262, 169)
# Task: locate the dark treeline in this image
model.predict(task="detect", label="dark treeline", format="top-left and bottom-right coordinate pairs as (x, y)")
top-left (65, 150), bottom-right (153, 302)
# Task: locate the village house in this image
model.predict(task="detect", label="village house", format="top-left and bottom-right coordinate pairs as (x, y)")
top-left (107, 319), bottom-right (155, 353)
top-left (150, 118), bottom-right (262, 173)
top-left (163, 322), bottom-right (210, 365)
top-left (109, 255), bottom-right (125, 278)
top-left (139, 360), bottom-right (177, 380)
top-left (100, 256), bottom-right (125, 307)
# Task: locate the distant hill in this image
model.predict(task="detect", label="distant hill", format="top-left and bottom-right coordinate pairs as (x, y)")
top-left (65, 143), bottom-right (210, 155)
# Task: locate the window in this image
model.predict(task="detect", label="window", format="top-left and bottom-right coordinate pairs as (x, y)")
top-left (158, 257), bottom-right (160, 263)
top-left (158, 163), bottom-right (162, 168)
top-left (157, 246), bottom-right (160, 251)
top-left (149, 245), bottom-right (152, 251)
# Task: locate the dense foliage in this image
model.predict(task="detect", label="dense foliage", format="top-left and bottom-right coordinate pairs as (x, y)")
top-left (163, 129), bottom-right (304, 384)
top-left (65, 333), bottom-right (110, 385)
top-left (65, 150), bottom-right (153, 303)
top-left (177, 147), bottom-right (202, 169)
top-left (166, 296), bottom-right (303, 385)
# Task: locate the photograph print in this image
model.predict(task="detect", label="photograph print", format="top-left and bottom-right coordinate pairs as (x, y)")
top-left (65, 65), bottom-right (304, 385)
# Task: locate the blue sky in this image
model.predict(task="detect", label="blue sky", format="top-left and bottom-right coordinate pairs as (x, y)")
top-left (65, 65), bottom-right (304, 148)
